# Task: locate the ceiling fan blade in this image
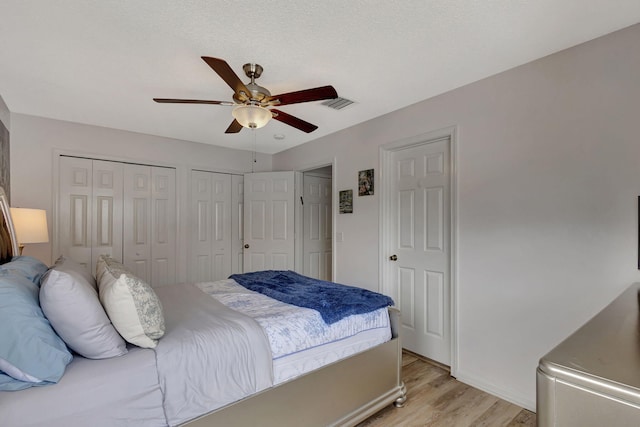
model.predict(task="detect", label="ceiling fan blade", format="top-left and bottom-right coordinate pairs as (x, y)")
top-left (270, 109), bottom-right (318, 133)
top-left (201, 56), bottom-right (251, 101)
top-left (266, 85), bottom-right (338, 106)
top-left (153, 98), bottom-right (234, 105)
top-left (224, 119), bottom-right (243, 134)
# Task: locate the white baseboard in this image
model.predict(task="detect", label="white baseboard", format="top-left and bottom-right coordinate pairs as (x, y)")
top-left (452, 369), bottom-right (536, 413)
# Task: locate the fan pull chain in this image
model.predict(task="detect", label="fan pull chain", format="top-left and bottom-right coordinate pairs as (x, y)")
top-left (251, 128), bottom-right (257, 173)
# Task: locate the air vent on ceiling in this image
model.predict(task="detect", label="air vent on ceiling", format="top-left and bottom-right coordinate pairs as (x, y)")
top-left (322, 97), bottom-right (354, 110)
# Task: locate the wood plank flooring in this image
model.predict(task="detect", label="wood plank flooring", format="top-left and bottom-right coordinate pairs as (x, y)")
top-left (357, 352), bottom-right (536, 427)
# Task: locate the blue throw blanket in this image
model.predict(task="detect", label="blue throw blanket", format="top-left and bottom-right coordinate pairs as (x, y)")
top-left (229, 270), bottom-right (394, 325)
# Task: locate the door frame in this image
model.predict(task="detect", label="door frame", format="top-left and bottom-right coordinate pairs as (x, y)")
top-left (379, 126), bottom-right (458, 376)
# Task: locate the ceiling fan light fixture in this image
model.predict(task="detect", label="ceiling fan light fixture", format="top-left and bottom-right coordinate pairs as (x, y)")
top-left (232, 104), bottom-right (272, 129)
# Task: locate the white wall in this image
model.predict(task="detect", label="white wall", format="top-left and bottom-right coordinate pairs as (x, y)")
top-left (9, 114), bottom-right (273, 282)
top-left (273, 24), bottom-right (640, 410)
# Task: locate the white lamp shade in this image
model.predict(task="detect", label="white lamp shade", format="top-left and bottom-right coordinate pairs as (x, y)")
top-left (232, 105), bottom-right (272, 129)
top-left (10, 208), bottom-right (49, 244)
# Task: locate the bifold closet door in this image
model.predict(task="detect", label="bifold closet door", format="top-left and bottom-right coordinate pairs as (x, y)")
top-left (150, 167), bottom-right (176, 287)
top-left (58, 157), bottom-right (176, 286)
top-left (58, 157), bottom-right (123, 276)
top-left (190, 170), bottom-right (232, 282)
top-left (123, 165), bottom-right (176, 286)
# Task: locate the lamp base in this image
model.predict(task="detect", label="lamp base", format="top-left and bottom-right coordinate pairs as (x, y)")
top-left (18, 244), bottom-right (24, 256)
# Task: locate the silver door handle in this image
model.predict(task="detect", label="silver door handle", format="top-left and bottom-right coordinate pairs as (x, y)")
top-left (389, 254), bottom-right (398, 261)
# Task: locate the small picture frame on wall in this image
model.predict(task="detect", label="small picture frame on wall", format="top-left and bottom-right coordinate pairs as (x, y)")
top-left (358, 169), bottom-right (374, 196)
top-left (339, 190), bottom-right (353, 214)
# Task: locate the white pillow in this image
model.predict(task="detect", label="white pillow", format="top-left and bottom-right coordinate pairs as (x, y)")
top-left (40, 256), bottom-right (127, 359)
top-left (96, 255), bottom-right (165, 348)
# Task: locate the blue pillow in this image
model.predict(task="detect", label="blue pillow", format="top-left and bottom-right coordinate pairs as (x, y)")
top-left (0, 256), bottom-right (49, 285)
top-left (0, 269), bottom-right (73, 391)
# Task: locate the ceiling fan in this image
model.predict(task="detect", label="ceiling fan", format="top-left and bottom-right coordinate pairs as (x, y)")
top-left (154, 56), bottom-right (338, 134)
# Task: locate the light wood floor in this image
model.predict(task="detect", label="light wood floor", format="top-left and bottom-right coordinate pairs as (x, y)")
top-left (357, 352), bottom-right (536, 427)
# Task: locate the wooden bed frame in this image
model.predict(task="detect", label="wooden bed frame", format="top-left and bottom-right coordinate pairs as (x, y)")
top-left (0, 186), bottom-right (406, 427)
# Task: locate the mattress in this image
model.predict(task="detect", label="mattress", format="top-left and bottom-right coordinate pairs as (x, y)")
top-left (0, 346), bottom-right (166, 427)
top-left (195, 279), bottom-right (392, 384)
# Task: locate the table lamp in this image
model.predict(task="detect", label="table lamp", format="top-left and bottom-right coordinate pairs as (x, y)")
top-left (10, 208), bottom-right (49, 255)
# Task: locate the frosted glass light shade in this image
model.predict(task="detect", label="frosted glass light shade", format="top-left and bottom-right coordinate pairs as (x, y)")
top-left (10, 208), bottom-right (49, 244)
top-left (232, 105), bottom-right (272, 129)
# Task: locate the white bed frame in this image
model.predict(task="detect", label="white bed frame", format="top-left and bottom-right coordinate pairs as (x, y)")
top-left (184, 307), bottom-right (406, 427)
top-left (0, 186), bottom-right (406, 427)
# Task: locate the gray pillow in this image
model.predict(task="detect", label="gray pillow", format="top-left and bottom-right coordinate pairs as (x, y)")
top-left (40, 256), bottom-right (127, 359)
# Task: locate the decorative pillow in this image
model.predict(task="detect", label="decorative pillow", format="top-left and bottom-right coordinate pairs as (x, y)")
top-left (96, 255), bottom-right (165, 348)
top-left (0, 256), bottom-right (49, 285)
top-left (0, 270), bottom-right (73, 391)
top-left (40, 256), bottom-right (128, 359)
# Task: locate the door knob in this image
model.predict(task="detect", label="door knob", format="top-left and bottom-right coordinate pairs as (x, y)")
top-left (244, 244), bottom-right (250, 249)
top-left (389, 254), bottom-right (398, 261)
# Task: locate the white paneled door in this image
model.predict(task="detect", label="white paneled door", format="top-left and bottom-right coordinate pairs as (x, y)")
top-left (189, 170), bottom-right (232, 282)
top-left (243, 171), bottom-right (298, 272)
top-left (58, 157), bottom-right (123, 276)
top-left (57, 156), bottom-right (176, 287)
top-left (302, 175), bottom-right (332, 280)
top-left (388, 137), bottom-right (451, 365)
top-left (231, 174), bottom-right (244, 275)
top-left (149, 167), bottom-right (176, 287)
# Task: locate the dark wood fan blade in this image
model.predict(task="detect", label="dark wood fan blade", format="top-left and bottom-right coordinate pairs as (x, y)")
top-left (225, 119), bottom-right (243, 134)
top-left (201, 57), bottom-right (251, 100)
top-left (266, 85), bottom-right (337, 106)
top-left (153, 98), bottom-right (233, 105)
top-left (270, 109), bottom-right (318, 133)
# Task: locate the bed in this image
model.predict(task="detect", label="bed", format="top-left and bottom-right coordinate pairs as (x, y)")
top-left (0, 186), bottom-right (406, 426)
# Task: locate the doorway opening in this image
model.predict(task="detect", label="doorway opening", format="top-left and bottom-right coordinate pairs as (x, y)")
top-left (302, 165), bottom-right (333, 281)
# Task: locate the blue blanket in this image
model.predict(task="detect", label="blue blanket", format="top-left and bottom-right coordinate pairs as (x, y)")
top-left (229, 270), bottom-right (394, 325)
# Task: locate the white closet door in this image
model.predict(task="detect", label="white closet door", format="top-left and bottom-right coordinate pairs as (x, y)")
top-left (189, 170), bottom-right (231, 282)
top-left (303, 175), bottom-right (332, 280)
top-left (58, 157), bottom-right (175, 286)
top-left (91, 160), bottom-right (123, 275)
top-left (231, 174), bottom-right (244, 275)
top-left (243, 171), bottom-right (296, 272)
top-left (123, 164), bottom-right (152, 283)
top-left (58, 156), bottom-right (94, 275)
top-left (151, 167), bottom-right (176, 286)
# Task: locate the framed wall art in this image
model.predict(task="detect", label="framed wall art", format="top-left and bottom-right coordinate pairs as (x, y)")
top-left (339, 190), bottom-right (353, 214)
top-left (358, 169), bottom-right (374, 196)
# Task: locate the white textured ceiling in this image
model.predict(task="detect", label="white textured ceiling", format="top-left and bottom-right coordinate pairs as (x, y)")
top-left (1, 1), bottom-right (639, 154)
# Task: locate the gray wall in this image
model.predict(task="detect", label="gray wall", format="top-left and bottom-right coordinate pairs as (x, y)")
top-left (273, 23), bottom-right (640, 409)
top-left (9, 114), bottom-right (273, 281)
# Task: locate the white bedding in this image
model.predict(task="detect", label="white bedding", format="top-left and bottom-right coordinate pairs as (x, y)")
top-left (0, 346), bottom-right (165, 427)
top-left (196, 279), bottom-right (392, 384)
top-left (154, 283), bottom-right (273, 426)
top-left (0, 280), bottom-right (392, 427)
